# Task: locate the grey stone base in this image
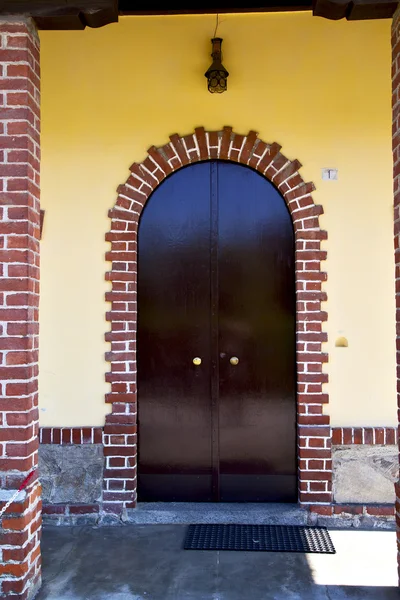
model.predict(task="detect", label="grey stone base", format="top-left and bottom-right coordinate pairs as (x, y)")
top-left (333, 445), bottom-right (398, 504)
top-left (41, 502), bottom-right (396, 530)
top-left (42, 512), bottom-right (124, 527)
top-left (39, 445), bottom-right (104, 504)
top-left (126, 502), bottom-right (308, 525)
top-left (38, 442), bottom-right (398, 531)
top-left (309, 508), bottom-right (395, 530)
top-left (42, 511), bottom-right (101, 527)
top-left (310, 514), bottom-right (395, 530)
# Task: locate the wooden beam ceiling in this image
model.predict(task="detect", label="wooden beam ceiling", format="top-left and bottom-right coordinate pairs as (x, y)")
top-left (118, 1), bottom-right (312, 15)
top-left (313, 0), bottom-right (398, 20)
top-left (0, 0), bottom-right (118, 29)
top-left (0, 0), bottom-right (396, 29)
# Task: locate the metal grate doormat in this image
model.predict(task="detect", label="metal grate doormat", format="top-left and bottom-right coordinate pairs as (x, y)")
top-left (184, 524), bottom-right (336, 554)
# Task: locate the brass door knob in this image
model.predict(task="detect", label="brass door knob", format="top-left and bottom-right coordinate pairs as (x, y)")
top-left (230, 356), bottom-right (239, 366)
top-left (193, 357), bottom-right (202, 366)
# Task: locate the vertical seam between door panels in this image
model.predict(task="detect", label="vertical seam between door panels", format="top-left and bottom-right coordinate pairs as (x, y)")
top-left (210, 161), bottom-right (220, 501)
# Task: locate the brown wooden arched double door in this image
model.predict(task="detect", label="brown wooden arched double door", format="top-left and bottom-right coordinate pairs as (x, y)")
top-left (137, 161), bottom-right (297, 502)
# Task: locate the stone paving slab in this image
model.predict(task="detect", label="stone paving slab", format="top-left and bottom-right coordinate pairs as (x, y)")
top-left (36, 525), bottom-right (399, 600)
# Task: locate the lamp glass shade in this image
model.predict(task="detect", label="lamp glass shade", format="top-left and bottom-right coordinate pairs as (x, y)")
top-left (205, 38), bottom-right (229, 94)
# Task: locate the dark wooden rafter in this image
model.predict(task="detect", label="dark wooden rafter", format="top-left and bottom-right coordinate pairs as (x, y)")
top-left (0, 0), bottom-right (396, 29)
top-left (119, 0), bottom-right (397, 19)
top-left (313, 0), bottom-right (398, 20)
top-left (0, 0), bottom-right (118, 29)
top-left (119, 1), bottom-right (312, 15)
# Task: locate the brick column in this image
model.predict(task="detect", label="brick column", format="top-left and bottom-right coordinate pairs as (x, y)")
top-left (393, 5), bottom-right (400, 585)
top-left (0, 19), bottom-right (41, 599)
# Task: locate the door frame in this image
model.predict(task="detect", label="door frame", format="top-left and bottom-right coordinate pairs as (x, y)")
top-left (103, 127), bottom-right (331, 514)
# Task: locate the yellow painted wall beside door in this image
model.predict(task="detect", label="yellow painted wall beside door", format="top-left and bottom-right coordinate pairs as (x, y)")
top-left (39, 12), bottom-right (396, 427)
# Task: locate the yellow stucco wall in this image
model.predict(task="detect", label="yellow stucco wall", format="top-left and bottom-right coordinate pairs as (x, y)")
top-left (39, 12), bottom-right (396, 427)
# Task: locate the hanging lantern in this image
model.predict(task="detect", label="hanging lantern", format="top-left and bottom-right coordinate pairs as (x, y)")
top-left (205, 37), bottom-right (229, 94)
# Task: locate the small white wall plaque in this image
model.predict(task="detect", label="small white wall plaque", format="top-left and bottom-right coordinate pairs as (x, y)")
top-left (321, 168), bottom-right (338, 181)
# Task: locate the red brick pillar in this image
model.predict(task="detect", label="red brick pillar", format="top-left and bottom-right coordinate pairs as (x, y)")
top-left (0, 19), bottom-right (41, 599)
top-left (393, 5), bottom-right (400, 585)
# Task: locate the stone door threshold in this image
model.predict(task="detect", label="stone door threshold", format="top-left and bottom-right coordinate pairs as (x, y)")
top-left (125, 502), bottom-right (308, 525)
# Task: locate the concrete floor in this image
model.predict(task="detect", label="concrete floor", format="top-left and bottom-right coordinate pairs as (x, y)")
top-left (36, 525), bottom-right (399, 600)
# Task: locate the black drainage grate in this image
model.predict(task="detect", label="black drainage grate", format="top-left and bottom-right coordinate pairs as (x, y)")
top-left (184, 524), bottom-right (336, 554)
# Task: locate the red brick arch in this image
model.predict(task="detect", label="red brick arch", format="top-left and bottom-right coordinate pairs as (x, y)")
top-left (103, 127), bottom-right (330, 514)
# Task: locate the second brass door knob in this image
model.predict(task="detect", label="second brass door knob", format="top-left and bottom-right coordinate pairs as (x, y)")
top-left (230, 356), bottom-right (239, 365)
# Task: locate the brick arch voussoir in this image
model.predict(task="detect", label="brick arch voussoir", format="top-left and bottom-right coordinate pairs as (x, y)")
top-left (103, 127), bottom-right (330, 514)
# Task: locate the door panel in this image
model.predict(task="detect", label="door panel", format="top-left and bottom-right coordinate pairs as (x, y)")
top-left (137, 160), bottom-right (297, 503)
top-left (217, 162), bottom-right (297, 501)
top-left (137, 162), bottom-right (213, 501)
